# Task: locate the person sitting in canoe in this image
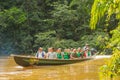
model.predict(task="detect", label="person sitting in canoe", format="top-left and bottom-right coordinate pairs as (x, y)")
top-left (63, 49), bottom-right (70, 59)
top-left (83, 43), bottom-right (90, 51)
top-left (47, 47), bottom-right (57, 59)
top-left (56, 48), bottom-right (63, 59)
top-left (83, 44), bottom-right (90, 57)
top-left (87, 49), bottom-right (92, 57)
top-left (70, 49), bottom-right (78, 59)
top-left (35, 47), bottom-right (46, 58)
top-left (76, 47), bottom-right (83, 58)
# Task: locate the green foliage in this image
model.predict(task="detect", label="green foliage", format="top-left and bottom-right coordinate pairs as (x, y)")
top-left (80, 31), bottom-right (109, 49)
top-left (52, 0), bottom-right (94, 41)
top-left (90, 0), bottom-right (120, 29)
top-left (0, 7), bottom-right (27, 54)
top-left (99, 49), bottom-right (120, 80)
top-left (53, 39), bottom-right (79, 49)
top-left (90, 0), bottom-right (120, 79)
top-left (0, 0), bottom-right (111, 56)
top-left (34, 31), bottom-right (80, 50)
top-left (109, 26), bottom-right (120, 49)
top-left (52, 1), bottom-right (78, 40)
top-left (34, 31), bottom-right (56, 50)
top-left (0, 7), bottom-right (26, 27)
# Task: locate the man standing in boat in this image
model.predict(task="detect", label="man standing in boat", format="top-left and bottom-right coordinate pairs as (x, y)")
top-left (83, 43), bottom-right (90, 51)
top-left (83, 44), bottom-right (90, 57)
top-left (35, 47), bottom-right (46, 58)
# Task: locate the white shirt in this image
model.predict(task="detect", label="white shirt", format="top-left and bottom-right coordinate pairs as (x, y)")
top-left (83, 46), bottom-right (89, 51)
top-left (47, 52), bottom-right (57, 59)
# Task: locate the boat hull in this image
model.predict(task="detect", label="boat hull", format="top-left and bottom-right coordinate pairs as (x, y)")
top-left (13, 55), bottom-right (93, 67)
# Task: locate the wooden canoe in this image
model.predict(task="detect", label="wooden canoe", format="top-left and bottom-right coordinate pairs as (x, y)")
top-left (13, 55), bottom-right (94, 67)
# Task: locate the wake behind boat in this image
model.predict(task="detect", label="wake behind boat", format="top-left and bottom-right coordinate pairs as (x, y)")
top-left (12, 55), bottom-right (94, 67)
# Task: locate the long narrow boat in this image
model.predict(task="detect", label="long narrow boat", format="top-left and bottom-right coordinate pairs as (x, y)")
top-left (12, 55), bottom-right (94, 67)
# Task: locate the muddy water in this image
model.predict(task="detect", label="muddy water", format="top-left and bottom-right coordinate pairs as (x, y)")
top-left (0, 56), bottom-right (110, 80)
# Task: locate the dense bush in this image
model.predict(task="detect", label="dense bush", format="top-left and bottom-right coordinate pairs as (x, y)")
top-left (90, 0), bottom-right (120, 79)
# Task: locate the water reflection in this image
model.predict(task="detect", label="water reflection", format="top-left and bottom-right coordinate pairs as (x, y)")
top-left (0, 56), bottom-right (109, 80)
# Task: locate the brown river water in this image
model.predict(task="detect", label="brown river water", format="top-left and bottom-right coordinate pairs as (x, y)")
top-left (0, 56), bottom-right (111, 80)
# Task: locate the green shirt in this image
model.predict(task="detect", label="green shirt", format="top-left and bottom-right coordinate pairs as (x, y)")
top-left (63, 52), bottom-right (69, 59)
top-left (57, 53), bottom-right (62, 59)
top-left (77, 52), bottom-right (81, 57)
top-left (87, 51), bottom-right (91, 56)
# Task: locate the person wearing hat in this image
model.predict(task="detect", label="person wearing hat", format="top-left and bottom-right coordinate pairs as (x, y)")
top-left (83, 43), bottom-right (90, 51)
top-left (35, 47), bottom-right (46, 58)
top-left (83, 44), bottom-right (90, 57)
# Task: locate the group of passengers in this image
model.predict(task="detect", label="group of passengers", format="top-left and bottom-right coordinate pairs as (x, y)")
top-left (35, 44), bottom-right (95, 59)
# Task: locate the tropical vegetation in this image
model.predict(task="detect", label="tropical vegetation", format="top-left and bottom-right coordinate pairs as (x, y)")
top-left (0, 0), bottom-right (108, 55)
top-left (90, 0), bottom-right (120, 79)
